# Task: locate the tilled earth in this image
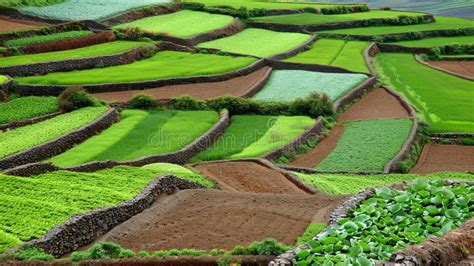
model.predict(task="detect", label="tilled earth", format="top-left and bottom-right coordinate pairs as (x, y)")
top-left (427, 60), bottom-right (474, 80)
top-left (410, 144), bottom-right (474, 174)
top-left (0, 16), bottom-right (48, 32)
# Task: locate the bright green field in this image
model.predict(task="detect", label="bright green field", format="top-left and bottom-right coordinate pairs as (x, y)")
top-left (249, 10), bottom-right (421, 25)
top-left (0, 41), bottom-right (147, 67)
top-left (0, 107), bottom-right (107, 159)
top-left (49, 109), bottom-right (218, 166)
top-left (393, 36), bottom-right (474, 47)
top-left (376, 53), bottom-right (474, 133)
top-left (320, 16), bottom-right (474, 35)
top-left (295, 171), bottom-right (474, 195)
top-left (182, 0), bottom-right (360, 10)
top-left (0, 0), bottom-right (62, 7)
top-left (285, 39), bottom-right (370, 73)
top-left (192, 115), bottom-right (314, 162)
top-left (0, 164), bottom-right (213, 252)
top-left (3, 30), bottom-right (93, 47)
top-left (0, 75), bottom-right (8, 84)
top-left (114, 10), bottom-right (233, 38)
top-left (316, 119), bottom-right (413, 171)
top-left (0, 96), bottom-right (58, 124)
top-left (197, 28), bottom-right (311, 58)
top-left (16, 51), bottom-right (256, 85)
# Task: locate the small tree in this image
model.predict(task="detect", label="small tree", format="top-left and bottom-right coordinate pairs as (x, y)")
top-left (58, 86), bottom-right (101, 112)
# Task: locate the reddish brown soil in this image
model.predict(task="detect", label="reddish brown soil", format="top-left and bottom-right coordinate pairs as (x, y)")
top-left (410, 144), bottom-right (474, 175)
top-left (427, 61), bottom-right (474, 79)
top-left (94, 189), bottom-right (345, 252)
top-left (93, 67), bottom-right (271, 103)
top-left (338, 88), bottom-right (410, 121)
top-left (289, 123), bottom-right (344, 168)
top-left (0, 16), bottom-right (48, 32)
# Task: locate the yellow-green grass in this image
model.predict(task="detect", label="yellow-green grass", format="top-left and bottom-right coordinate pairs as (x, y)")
top-left (249, 10), bottom-right (422, 25)
top-left (392, 36), bottom-right (474, 47)
top-left (182, 0), bottom-right (361, 10)
top-left (0, 75), bottom-right (8, 84)
top-left (197, 28), bottom-right (312, 58)
top-left (319, 16), bottom-right (474, 35)
top-left (3, 30), bottom-right (93, 47)
top-left (114, 10), bottom-right (233, 38)
top-left (285, 39), bottom-right (370, 73)
top-left (0, 41), bottom-right (147, 67)
top-left (0, 96), bottom-right (58, 124)
top-left (16, 51), bottom-right (256, 85)
top-left (49, 109), bottom-right (218, 166)
top-left (192, 115), bottom-right (314, 162)
top-left (375, 53), bottom-right (474, 133)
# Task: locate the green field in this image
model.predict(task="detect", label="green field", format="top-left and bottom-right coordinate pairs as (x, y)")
top-left (182, 0), bottom-right (360, 10)
top-left (249, 10), bottom-right (422, 25)
top-left (0, 164), bottom-right (213, 252)
top-left (253, 70), bottom-right (368, 101)
top-left (316, 119), bottom-right (413, 171)
top-left (197, 28), bottom-right (311, 58)
top-left (3, 30), bottom-right (93, 47)
top-left (0, 96), bottom-right (58, 124)
top-left (114, 10), bottom-right (233, 38)
top-left (393, 35), bottom-right (474, 47)
top-left (16, 51), bottom-right (256, 85)
top-left (0, 107), bottom-right (107, 159)
top-left (376, 53), bottom-right (474, 133)
top-left (319, 16), bottom-right (474, 35)
top-left (0, 75), bottom-right (8, 84)
top-left (49, 109), bottom-right (218, 166)
top-left (192, 115), bottom-right (314, 162)
top-left (0, 41), bottom-right (147, 67)
top-left (0, 0), bottom-right (62, 7)
top-left (285, 39), bottom-right (370, 73)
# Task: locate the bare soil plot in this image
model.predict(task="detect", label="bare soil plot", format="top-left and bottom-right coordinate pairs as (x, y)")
top-left (0, 16), bottom-right (48, 32)
top-left (92, 67), bottom-right (271, 103)
top-left (410, 144), bottom-right (474, 175)
top-left (426, 60), bottom-right (474, 80)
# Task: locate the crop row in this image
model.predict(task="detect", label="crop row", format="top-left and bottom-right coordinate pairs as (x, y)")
top-left (3, 31), bottom-right (93, 48)
top-left (0, 96), bottom-right (58, 124)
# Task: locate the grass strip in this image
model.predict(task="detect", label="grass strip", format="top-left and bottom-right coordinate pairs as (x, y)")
top-left (183, 0), bottom-right (362, 10)
top-left (392, 36), bottom-right (474, 47)
top-left (3, 30), bottom-right (93, 47)
top-left (0, 96), bottom-right (58, 124)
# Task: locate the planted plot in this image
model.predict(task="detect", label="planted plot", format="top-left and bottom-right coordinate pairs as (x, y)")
top-left (0, 0), bottom-right (62, 7)
top-left (192, 115), bottom-right (314, 162)
top-left (0, 41), bottom-right (147, 67)
top-left (285, 39), bottom-right (370, 73)
top-left (0, 96), bottom-right (58, 124)
top-left (0, 75), bottom-right (7, 84)
top-left (16, 51), bottom-right (256, 85)
top-left (197, 28), bottom-right (311, 58)
top-left (0, 107), bottom-right (107, 159)
top-left (3, 30), bottom-right (93, 47)
top-left (0, 164), bottom-right (212, 252)
top-left (376, 53), bottom-right (474, 133)
top-left (20, 0), bottom-right (172, 20)
top-left (114, 10), bottom-right (233, 38)
top-left (252, 70), bottom-right (368, 102)
top-left (182, 0), bottom-right (360, 10)
top-left (316, 119), bottom-right (413, 171)
top-left (49, 109), bottom-right (218, 166)
top-left (393, 35), bottom-right (474, 47)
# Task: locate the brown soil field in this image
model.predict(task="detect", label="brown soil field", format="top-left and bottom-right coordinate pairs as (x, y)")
top-left (93, 67), bottom-right (272, 103)
top-left (0, 16), bottom-right (48, 32)
top-left (410, 144), bottom-right (474, 175)
top-left (427, 61), bottom-right (474, 80)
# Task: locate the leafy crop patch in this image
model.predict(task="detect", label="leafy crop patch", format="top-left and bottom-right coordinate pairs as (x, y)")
top-left (0, 96), bottom-right (58, 124)
top-left (3, 31), bottom-right (93, 47)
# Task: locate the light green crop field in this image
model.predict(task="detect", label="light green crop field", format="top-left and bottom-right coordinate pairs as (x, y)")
top-left (319, 16), bottom-right (474, 35)
top-left (114, 10), bottom-right (233, 38)
top-left (49, 109), bottom-right (218, 166)
top-left (16, 51), bottom-right (256, 85)
top-left (0, 75), bottom-right (8, 84)
top-left (3, 30), bottom-right (93, 47)
top-left (0, 107), bottom-right (107, 159)
top-left (0, 0), bottom-right (62, 7)
top-left (192, 115), bottom-right (314, 162)
top-left (197, 28), bottom-right (312, 58)
top-left (316, 119), bottom-right (413, 171)
top-left (393, 36), bottom-right (474, 47)
top-left (253, 70), bottom-right (368, 101)
top-left (249, 10), bottom-right (421, 25)
top-left (0, 96), bottom-right (58, 124)
top-left (0, 164), bottom-right (213, 252)
top-left (182, 0), bottom-right (361, 10)
top-left (0, 41), bottom-right (147, 67)
top-left (376, 53), bottom-right (474, 133)
top-left (285, 39), bottom-right (370, 73)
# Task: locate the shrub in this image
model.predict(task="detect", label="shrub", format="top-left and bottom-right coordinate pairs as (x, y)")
top-left (137, 43), bottom-right (157, 59)
top-left (180, 2), bottom-right (206, 11)
top-left (381, 6), bottom-right (391, 10)
top-left (58, 86), bottom-right (101, 112)
top-left (119, 27), bottom-right (144, 41)
top-left (13, 246), bottom-right (54, 261)
top-left (70, 242), bottom-right (135, 261)
top-left (230, 238), bottom-right (290, 256)
top-left (127, 93), bottom-right (157, 109)
top-left (169, 95), bottom-right (207, 110)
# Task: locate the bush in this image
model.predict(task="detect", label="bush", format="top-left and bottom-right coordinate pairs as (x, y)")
top-left (138, 43), bottom-right (157, 59)
top-left (118, 26), bottom-right (144, 41)
top-left (58, 86), bottom-right (101, 112)
top-left (180, 2), bottom-right (205, 11)
top-left (70, 242), bottom-right (135, 261)
top-left (381, 6), bottom-right (391, 10)
top-left (127, 93), bottom-right (157, 109)
top-left (14, 246), bottom-right (54, 261)
top-left (230, 238), bottom-right (290, 256)
top-left (169, 95), bottom-right (207, 110)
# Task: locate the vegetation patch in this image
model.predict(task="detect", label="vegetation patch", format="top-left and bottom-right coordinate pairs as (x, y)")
top-left (49, 109), bottom-right (218, 166)
top-left (0, 96), bottom-right (58, 124)
top-left (296, 223), bottom-right (327, 246)
top-left (253, 70), bottom-right (368, 102)
top-left (182, 0), bottom-right (359, 10)
top-left (114, 10), bottom-right (233, 38)
top-left (197, 28), bottom-right (311, 58)
top-left (285, 39), bottom-right (370, 73)
top-left (393, 36), bottom-right (474, 47)
top-left (316, 119), bottom-right (413, 171)
top-left (192, 115), bottom-right (314, 162)
top-left (3, 31), bottom-right (93, 48)
top-left (0, 75), bottom-right (9, 84)
top-left (16, 51), bottom-right (256, 85)
top-left (0, 0), bottom-right (63, 7)
top-left (375, 53), bottom-right (474, 133)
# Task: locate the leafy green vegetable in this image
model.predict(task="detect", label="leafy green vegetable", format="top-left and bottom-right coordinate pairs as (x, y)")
top-left (0, 96), bottom-right (58, 124)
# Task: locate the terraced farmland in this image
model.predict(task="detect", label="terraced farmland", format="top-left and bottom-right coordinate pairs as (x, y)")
top-left (182, 0), bottom-right (362, 10)
top-left (0, 96), bottom-right (58, 124)
top-left (393, 35), bottom-right (474, 47)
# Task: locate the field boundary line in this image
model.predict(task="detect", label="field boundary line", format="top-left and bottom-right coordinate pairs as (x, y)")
top-left (414, 53), bottom-right (474, 81)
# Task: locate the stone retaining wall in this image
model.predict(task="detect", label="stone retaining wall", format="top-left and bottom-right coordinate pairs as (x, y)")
top-left (376, 43), bottom-right (433, 55)
top-left (364, 42), bottom-right (379, 75)
top-left (240, 67), bottom-right (273, 98)
top-left (268, 34), bottom-right (317, 60)
top-left (414, 54), bottom-right (474, 81)
top-left (265, 59), bottom-right (370, 75)
top-left (384, 118), bottom-right (419, 173)
top-left (17, 175), bottom-right (205, 257)
top-left (332, 76), bottom-right (377, 112)
top-left (280, 165), bottom-right (385, 175)
top-left (0, 112), bottom-right (61, 131)
top-left (100, 4), bottom-right (180, 26)
top-left (0, 108), bottom-right (120, 170)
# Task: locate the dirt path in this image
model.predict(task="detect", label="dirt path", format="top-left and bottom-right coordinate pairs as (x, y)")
top-left (0, 16), bottom-right (48, 32)
top-left (410, 144), bottom-right (474, 175)
top-left (95, 189), bottom-right (345, 251)
top-left (93, 67), bottom-right (271, 103)
top-left (427, 61), bottom-right (474, 80)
